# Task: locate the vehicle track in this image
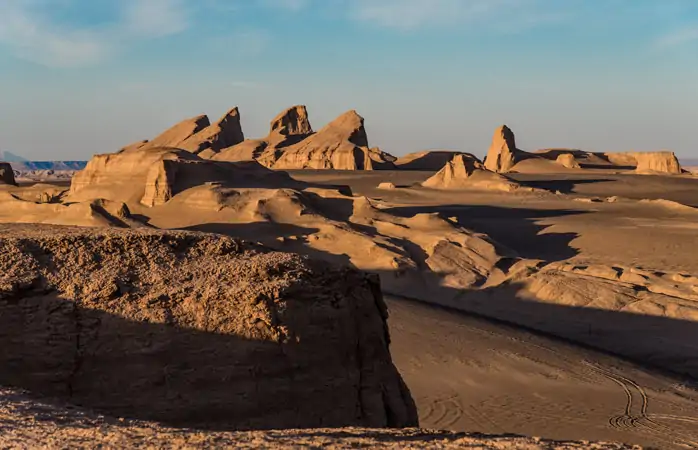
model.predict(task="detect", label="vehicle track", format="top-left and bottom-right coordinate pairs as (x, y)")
top-left (584, 362), bottom-right (698, 449)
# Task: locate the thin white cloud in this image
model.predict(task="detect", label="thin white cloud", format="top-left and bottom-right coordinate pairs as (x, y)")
top-left (0, 0), bottom-right (190, 68)
top-left (122, 0), bottom-right (190, 38)
top-left (654, 25), bottom-right (698, 49)
top-left (350, 0), bottom-right (566, 31)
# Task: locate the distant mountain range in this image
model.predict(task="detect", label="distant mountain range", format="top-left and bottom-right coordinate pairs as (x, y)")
top-left (0, 150), bottom-right (28, 162)
top-left (10, 161), bottom-right (87, 171)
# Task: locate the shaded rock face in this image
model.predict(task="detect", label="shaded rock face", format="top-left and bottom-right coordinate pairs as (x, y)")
top-left (0, 162), bottom-right (16, 186)
top-left (214, 108), bottom-right (396, 170)
top-left (271, 110), bottom-right (395, 170)
top-left (0, 225), bottom-right (418, 430)
top-left (556, 153), bottom-right (581, 169)
top-left (70, 147), bottom-right (299, 207)
top-left (122, 108), bottom-right (245, 156)
top-left (178, 107), bottom-right (245, 153)
top-left (140, 158), bottom-right (292, 207)
top-left (270, 105), bottom-right (313, 136)
top-left (483, 125), bottom-right (522, 173)
top-left (69, 147), bottom-right (199, 203)
top-left (422, 154), bottom-right (520, 191)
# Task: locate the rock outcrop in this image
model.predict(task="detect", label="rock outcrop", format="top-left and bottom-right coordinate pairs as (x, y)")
top-left (629, 151), bottom-right (682, 174)
top-left (270, 105), bottom-right (313, 136)
top-left (0, 162), bottom-right (17, 186)
top-left (121, 108), bottom-right (245, 156)
top-left (214, 107), bottom-right (396, 170)
top-left (556, 153), bottom-right (581, 169)
top-left (210, 105), bottom-right (313, 163)
top-left (177, 107), bottom-right (245, 153)
top-left (145, 115), bottom-right (211, 150)
top-left (483, 125), bottom-right (525, 173)
top-left (271, 110), bottom-right (396, 170)
top-left (69, 147), bottom-right (298, 206)
top-left (422, 154), bottom-right (521, 191)
top-left (394, 151), bottom-right (465, 171)
top-left (0, 225), bottom-right (418, 430)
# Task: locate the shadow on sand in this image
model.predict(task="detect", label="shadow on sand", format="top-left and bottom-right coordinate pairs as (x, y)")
top-left (185, 204), bottom-right (698, 381)
top-left (384, 204), bottom-right (586, 262)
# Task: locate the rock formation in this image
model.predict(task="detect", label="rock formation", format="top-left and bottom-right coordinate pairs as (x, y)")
top-left (0, 225), bottom-right (418, 430)
top-left (211, 105), bottom-right (313, 163)
top-left (0, 162), bottom-right (17, 186)
top-left (394, 151), bottom-right (465, 171)
top-left (270, 105), bottom-right (313, 136)
top-left (629, 151), bottom-right (682, 174)
top-left (422, 154), bottom-right (521, 191)
top-left (271, 110), bottom-right (396, 170)
top-left (121, 108), bottom-right (245, 156)
top-left (556, 153), bottom-right (581, 169)
top-left (483, 125), bottom-right (525, 173)
top-left (69, 146), bottom-right (299, 207)
top-left (214, 107), bottom-right (396, 170)
top-left (145, 115), bottom-right (211, 149)
top-left (177, 107), bottom-right (245, 153)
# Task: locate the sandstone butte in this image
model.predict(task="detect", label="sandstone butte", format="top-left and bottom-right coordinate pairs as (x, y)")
top-left (209, 106), bottom-right (397, 170)
top-left (121, 107), bottom-right (245, 156)
top-left (0, 225), bottom-right (417, 430)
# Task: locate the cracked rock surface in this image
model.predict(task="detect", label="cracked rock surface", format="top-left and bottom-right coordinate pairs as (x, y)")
top-left (0, 224), bottom-right (416, 430)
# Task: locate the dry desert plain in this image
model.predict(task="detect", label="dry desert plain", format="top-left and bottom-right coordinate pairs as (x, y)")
top-left (1, 106), bottom-right (698, 449)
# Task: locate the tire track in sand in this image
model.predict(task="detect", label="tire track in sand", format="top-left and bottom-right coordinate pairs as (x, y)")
top-left (584, 362), bottom-right (698, 449)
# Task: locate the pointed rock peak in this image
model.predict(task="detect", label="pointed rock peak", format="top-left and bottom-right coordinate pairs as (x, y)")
top-left (215, 107), bottom-right (240, 125)
top-left (270, 105), bottom-right (312, 136)
top-left (147, 114), bottom-right (211, 149)
top-left (484, 124), bottom-right (521, 173)
top-left (494, 125), bottom-right (516, 150)
top-left (317, 110), bottom-right (368, 147)
top-left (328, 110), bottom-right (364, 129)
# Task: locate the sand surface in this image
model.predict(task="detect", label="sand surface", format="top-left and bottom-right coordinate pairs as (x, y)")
top-left (387, 296), bottom-right (698, 449)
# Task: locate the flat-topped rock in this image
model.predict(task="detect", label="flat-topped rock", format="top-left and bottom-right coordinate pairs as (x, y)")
top-left (0, 225), bottom-right (417, 430)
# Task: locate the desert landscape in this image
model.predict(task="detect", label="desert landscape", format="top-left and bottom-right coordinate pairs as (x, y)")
top-left (1, 102), bottom-right (697, 449)
top-left (2, 1), bottom-right (698, 447)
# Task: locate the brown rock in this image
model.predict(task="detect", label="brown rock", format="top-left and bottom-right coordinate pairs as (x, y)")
top-left (422, 154), bottom-right (521, 191)
top-left (270, 105), bottom-right (313, 136)
top-left (394, 151), bottom-right (465, 171)
top-left (178, 107), bottom-right (245, 154)
top-left (271, 110), bottom-right (396, 170)
top-left (212, 139), bottom-right (269, 162)
top-left (69, 146), bottom-right (299, 207)
top-left (145, 115), bottom-right (211, 149)
top-left (631, 151), bottom-right (682, 174)
top-left (119, 140), bottom-right (149, 153)
top-left (483, 125), bottom-right (523, 173)
top-left (556, 153), bottom-right (581, 169)
top-left (0, 162), bottom-right (16, 186)
top-left (0, 225), bottom-right (418, 430)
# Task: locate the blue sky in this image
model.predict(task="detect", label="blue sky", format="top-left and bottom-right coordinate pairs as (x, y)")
top-left (0, 0), bottom-right (697, 160)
